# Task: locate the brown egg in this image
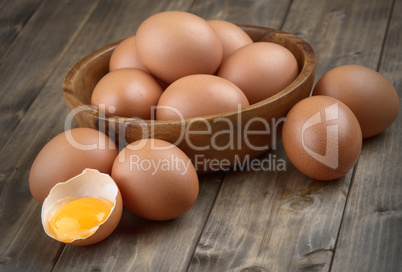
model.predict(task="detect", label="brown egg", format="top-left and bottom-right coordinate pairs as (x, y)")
top-left (282, 95), bottom-right (362, 180)
top-left (207, 20), bottom-right (253, 60)
top-left (135, 11), bottom-right (222, 84)
top-left (111, 139), bottom-right (199, 221)
top-left (29, 128), bottom-right (118, 204)
top-left (109, 36), bottom-right (148, 72)
top-left (312, 65), bottom-right (400, 138)
top-left (156, 74), bottom-right (249, 120)
top-left (217, 42), bottom-right (299, 105)
top-left (91, 68), bottom-right (163, 119)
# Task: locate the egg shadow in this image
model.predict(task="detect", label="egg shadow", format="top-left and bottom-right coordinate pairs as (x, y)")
top-left (114, 208), bottom-right (181, 236)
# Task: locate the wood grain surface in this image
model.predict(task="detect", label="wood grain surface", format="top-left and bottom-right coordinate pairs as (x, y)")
top-left (0, 0), bottom-right (43, 58)
top-left (331, 0), bottom-right (402, 271)
top-left (0, 0), bottom-right (400, 271)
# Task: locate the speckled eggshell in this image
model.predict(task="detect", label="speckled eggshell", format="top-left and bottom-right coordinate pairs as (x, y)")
top-left (282, 95), bottom-right (362, 180)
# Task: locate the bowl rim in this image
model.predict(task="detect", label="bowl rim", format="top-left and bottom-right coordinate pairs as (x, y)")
top-left (63, 25), bottom-right (316, 126)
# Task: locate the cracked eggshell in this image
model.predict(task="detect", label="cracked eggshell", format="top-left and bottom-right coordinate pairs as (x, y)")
top-left (41, 168), bottom-right (123, 246)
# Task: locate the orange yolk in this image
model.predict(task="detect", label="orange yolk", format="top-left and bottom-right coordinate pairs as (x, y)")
top-left (49, 197), bottom-right (113, 243)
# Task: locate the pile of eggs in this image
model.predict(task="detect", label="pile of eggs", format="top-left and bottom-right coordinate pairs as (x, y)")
top-left (91, 11), bottom-right (299, 120)
top-left (29, 11), bottom-right (399, 246)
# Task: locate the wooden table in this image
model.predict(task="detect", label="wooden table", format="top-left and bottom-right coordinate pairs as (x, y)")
top-left (1, 0), bottom-right (401, 271)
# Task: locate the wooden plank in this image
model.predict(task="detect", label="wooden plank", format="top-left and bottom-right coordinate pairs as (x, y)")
top-left (189, 0), bottom-right (291, 26)
top-left (0, 0), bottom-right (99, 248)
top-left (188, 145), bottom-right (352, 271)
top-left (46, 1), bottom-right (296, 269)
top-left (52, 174), bottom-right (221, 272)
top-left (0, 0), bottom-right (291, 270)
top-left (188, 0), bottom-right (396, 270)
top-left (282, 0), bottom-right (394, 77)
top-left (0, 0), bottom-right (43, 58)
top-left (0, 0), bottom-right (99, 151)
top-left (0, 1), bottom-right (222, 271)
top-left (330, 0), bottom-right (402, 270)
top-left (2, 1), bottom-right (302, 270)
top-left (0, 201), bottom-right (64, 272)
top-left (1, 1), bottom-right (399, 272)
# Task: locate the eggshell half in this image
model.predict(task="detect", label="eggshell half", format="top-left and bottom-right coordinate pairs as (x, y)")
top-left (42, 169), bottom-right (123, 246)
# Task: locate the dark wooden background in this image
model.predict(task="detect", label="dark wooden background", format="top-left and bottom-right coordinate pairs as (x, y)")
top-left (0, 0), bottom-right (401, 271)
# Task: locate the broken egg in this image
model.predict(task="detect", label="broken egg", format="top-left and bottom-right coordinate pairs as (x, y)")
top-left (41, 168), bottom-right (123, 246)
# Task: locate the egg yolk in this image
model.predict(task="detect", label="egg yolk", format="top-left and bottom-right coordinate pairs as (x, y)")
top-left (49, 197), bottom-right (113, 243)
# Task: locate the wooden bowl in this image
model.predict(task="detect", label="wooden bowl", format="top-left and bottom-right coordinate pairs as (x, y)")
top-left (63, 25), bottom-right (316, 173)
